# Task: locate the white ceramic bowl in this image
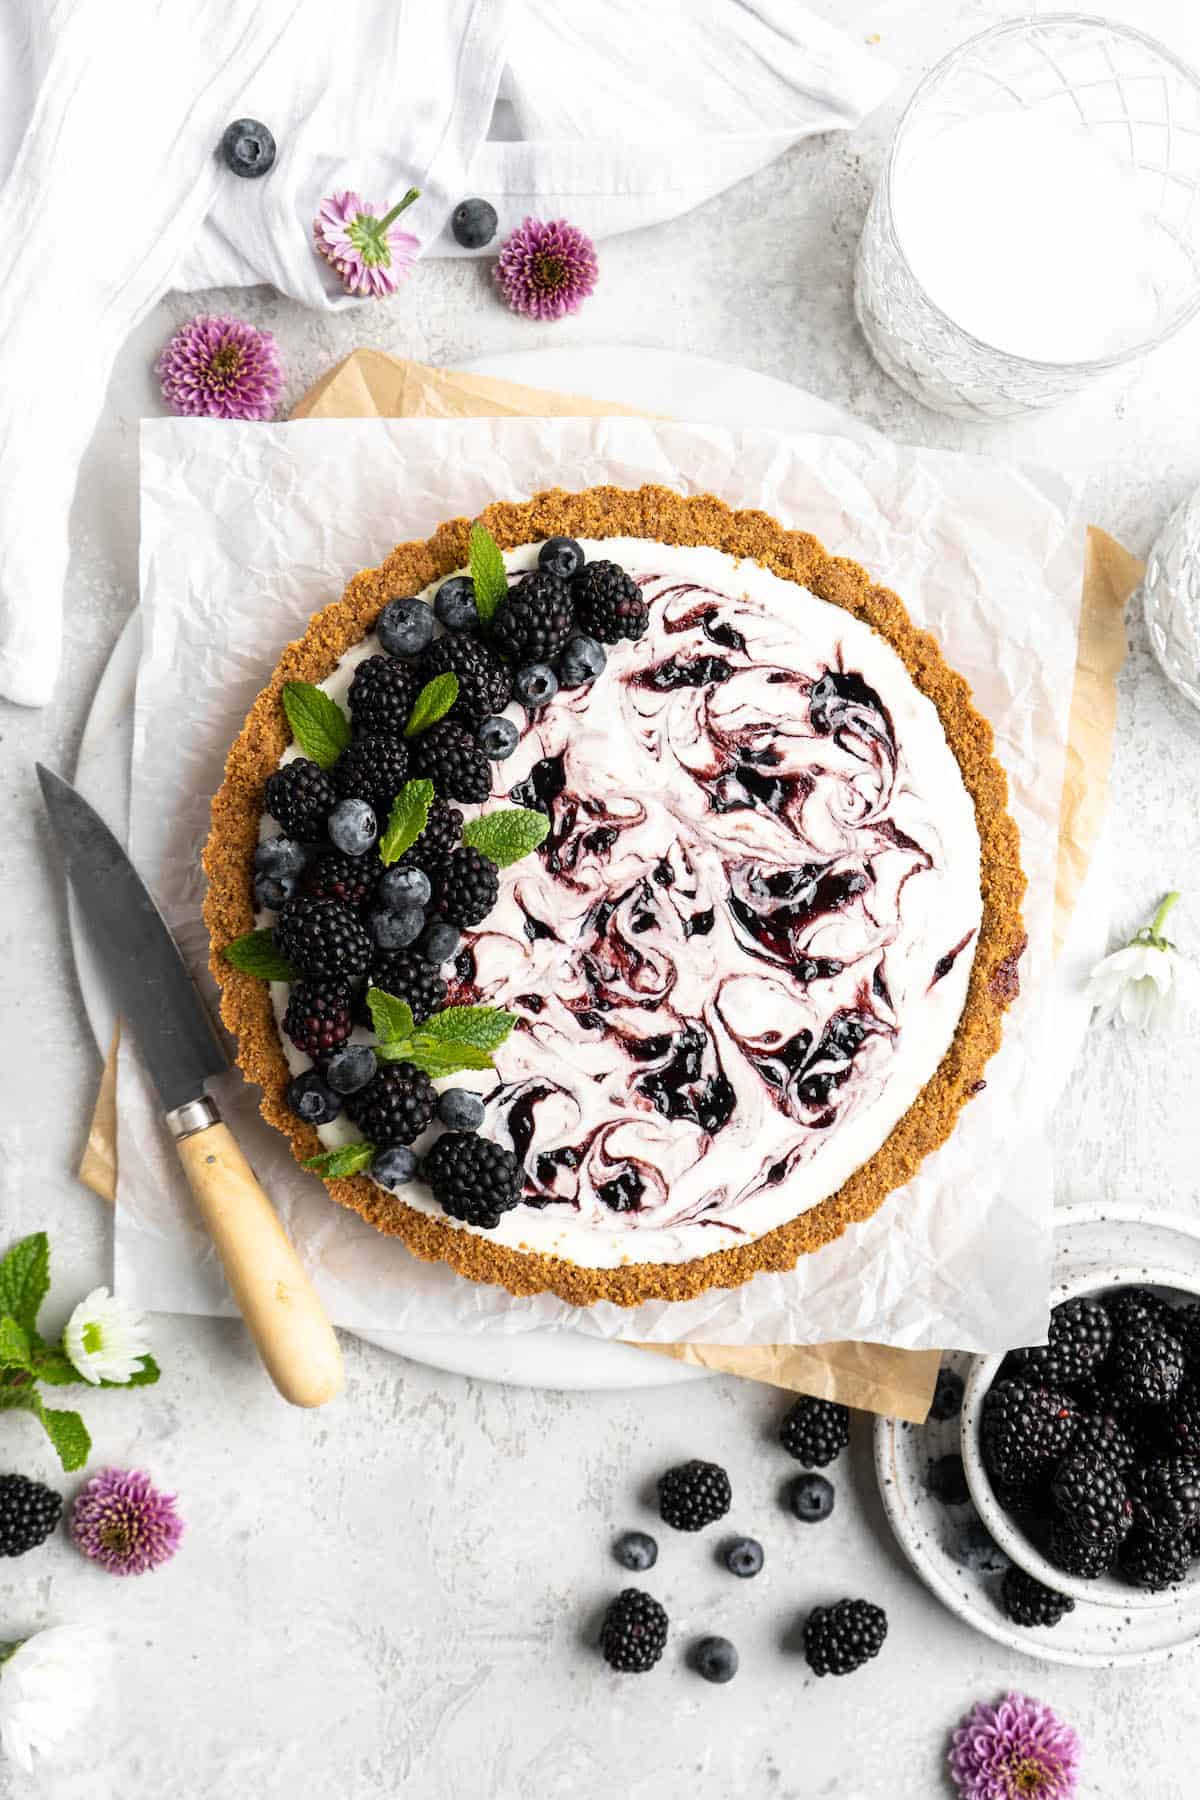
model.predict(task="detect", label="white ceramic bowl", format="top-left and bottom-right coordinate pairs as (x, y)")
top-left (961, 1264), bottom-right (1200, 1612)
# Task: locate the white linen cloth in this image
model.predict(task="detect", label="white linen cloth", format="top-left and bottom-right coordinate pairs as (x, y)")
top-left (0, 0), bottom-right (893, 705)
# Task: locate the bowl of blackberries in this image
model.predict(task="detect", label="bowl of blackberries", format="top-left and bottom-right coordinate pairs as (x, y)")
top-left (961, 1269), bottom-right (1200, 1612)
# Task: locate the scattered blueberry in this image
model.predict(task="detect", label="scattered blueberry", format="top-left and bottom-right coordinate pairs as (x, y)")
top-left (557, 634), bottom-right (606, 689)
top-left (724, 1536), bottom-right (764, 1578)
top-left (787, 1474), bottom-right (835, 1524)
top-left (929, 1366), bottom-right (965, 1423)
top-left (378, 596), bottom-right (435, 658)
top-left (328, 797), bottom-right (377, 856)
top-left (418, 920), bottom-right (462, 963)
top-left (538, 536), bottom-right (585, 580)
top-left (324, 1043), bottom-right (378, 1096)
top-left (254, 872), bottom-right (295, 911)
top-left (372, 1145), bottom-right (419, 1189)
top-left (954, 1518), bottom-right (1010, 1577)
top-left (927, 1454), bottom-right (970, 1506)
top-left (368, 905), bottom-right (426, 951)
top-left (437, 1088), bottom-right (486, 1131)
top-left (378, 865), bottom-right (432, 909)
top-left (255, 837), bottom-right (306, 879)
top-left (450, 197), bottom-right (499, 249)
top-left (478, 715), bottom-right (519, 760)
top-left (219, 118), bottom-right (276, 179)
top-left (287, 1070), bottom-right (342, 1125)
top-left (614, 1530), bottom-right (658, 1572)
top-left (434, 576), bottom-right (479, 633)
top-left (514, 662), bottom-right (559, 708)
top-left (693, 1636), bottom-right (739, 1684)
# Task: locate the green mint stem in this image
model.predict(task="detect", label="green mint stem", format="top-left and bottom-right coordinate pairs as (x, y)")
top-left (1150, 890), bottom-right (1181, 941)
top-left (377, 188), bottom-right (420, 231)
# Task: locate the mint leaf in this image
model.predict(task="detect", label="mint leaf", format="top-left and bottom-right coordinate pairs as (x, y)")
top-left (224, 929), bottom-right (297, 982)
top-left (0, 1233), bottom-right (49, 1336)
top-left (404, 673), bottom-right (459, 738)
top-left (282, 682), bottom-right (351, 768)
top-left (368, 989), bottom-right (415, 1044)
top-left (39, 1403), bottom-right (91, 1472)
top-left (468, 523), bottom-right (508, 625)
top-left (0, 1317), bottom-right (32, 1370)
top-left (0, 1383), bottom-right (38, 1414)
top-left (379, 1036), bottom-right (496, 1077)
top-left (419, 1005), bottom-right (516, 1054)
top-left (461, 808), bottom-right (550, 869)
top-left (378, 779), bottom-right (433, 865)
top-left (304, 1143), bottom-right (376, 1179)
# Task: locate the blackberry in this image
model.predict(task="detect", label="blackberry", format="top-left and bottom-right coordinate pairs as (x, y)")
top-left (1109, 1287), bottom-right (1176, 1338)
top-left (409, 720), bottom-right (492, 804)
top-left (428, 846), bottom-right (500, 927)
top-left (803, 1599), bottom-right (888, 1676)
top-left (779, 1396), bottom-right (850, 1467)
top-left (1071, 1411), bottom-right (1136, 1471)
top-left (1168, 1384), bottom-right (1200, 1453)
top-left (1110, 1324), bottom-right (1185, 1409)
top-left (333, 735), bottom-right (410, 816)
top-left (1128, 1457), bottom-right (1200, 1537)
top-left (417, 635), bottom-right (513, 727)
top-left (1175, 1303), bottom-right (1200, 1377)
top-left (348, 655), bottom-right (423, 737)
top-left (928, 1366), bottom-right (965, 1423)
top-left (302, 849), bottom-right (381, 910)
top-left (491, 569), bottom-right (575, 665)
top-left (657, 1460), bottom-right (731, 1532)
top-left (343, 1061), bottom-right (437, 1146)
top-left (600, 1589), bottom-right (668, 1673)
top-left (424, 1132), bottom-right (523, 1230)
top-left (1047, 1521), bottom-right (1116, 1579)
top-left (400, 797), bottom-right (465, 870)
top-left (614, 1530), bottom-right (658, 1573)
top-left (359, 951), bottom-right (447, 1025)
top-left (1000, 1567), bottom-right (1074, 1629)
top-left (1120, 1529), bottom-right (1193, 1591)
top-left (282, 978), bottom-right (353, 1061)
top-left (1015, 1296), bottom-right (1112, 1387)
top-left (1050, 1452), bottom-right (1133, 1543)
top-left (572, 560), bottom-right (649, 643)
top-left (276, 897), bottom-right (372, 982)
top-left (264, 758), bottom-right (336, 840)
top-left (0, 1474), bottom-right (62, 1556)
top-left (980, 1381), bottom-right (1077, 1486)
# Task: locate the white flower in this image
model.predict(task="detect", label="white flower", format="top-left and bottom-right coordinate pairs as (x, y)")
top-left (0, 1625), bottom-right (103, 1772)
top-left (1087, 891), bottom-right (1188, 1033)
top-left (62, 1287), bottom-right (151, 1386)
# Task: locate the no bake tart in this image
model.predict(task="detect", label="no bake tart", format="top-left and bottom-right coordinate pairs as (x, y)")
top-left (203, 484), bottom-right (1026, 1307)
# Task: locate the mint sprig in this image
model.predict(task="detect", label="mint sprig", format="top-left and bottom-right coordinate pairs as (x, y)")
top-left (378, 779), bottom-right (434, 865)
top-left (224, 929), bottom-right (297, 982)
top-left (368, 989), bottom-right (515, 1078)
top-left (282, 681), bottom-right (351, 768)
top-left (404, 673), bottom-right (459, 738)
top-left (304, 1143), bottom-right (376, 1179)
top-left (461, 808), bottom-right (549, 868)
top-left (468, 523), bottom-right (509, 625)
top-left (367, 988), bottom-right (415, 1043)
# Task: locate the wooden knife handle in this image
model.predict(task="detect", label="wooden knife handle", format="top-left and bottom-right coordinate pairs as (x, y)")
top-left (173, 1114), bottom-right (344, 1409)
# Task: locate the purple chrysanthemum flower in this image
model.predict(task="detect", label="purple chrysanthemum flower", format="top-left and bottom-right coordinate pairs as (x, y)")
top-left (950, 1692), bottom-right (1080, 1800)
top-left (70, 1468), bottom-right (183, 1577)
top-left (313, 187), bottom-right (421, 297)
top-left (156, 313), bottom-right (283, 420)
top-left (494, 216), bottom-right (598, 320)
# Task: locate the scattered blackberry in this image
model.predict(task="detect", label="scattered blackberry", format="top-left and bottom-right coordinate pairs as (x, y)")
top-left (409, 720), bottom-right (492, 804)
top-left (360, 951), bottom-right (447, 1025)
top-left (1120, 1529), bottom-right (1193, 1591)
top-left (1168, 1384), bottom-right (1200, 1453)
top-left (1015, 1296), bottom-right (1112, 1387)
top-left (333, 735), bottom-right (410, 816)
top-left (803, 1599), bottom-right (888, 1677)
top-left (343, 1061), bottom-right (437, 1146)
top-left (1000, 1567), bottom-right (1074, 1629)
top-left (0, 1474), bottom-right (62, 1556)
top-left (1110, 1324), bottom-right (1185, 1409)
top-left (491, 569), bottom-right (576, 666)
top-left (600, 1589), bottom-right (668, 1673)
top-left (929, 1366), bottom-right (965, 1423)
top-left (980, 1381), bottom-right (1077, 1487)
top-left (424, 1132), bottom-right (522, 1229)
top-left (348, 654), bottom-right (423, 737)
top-left (1071, 1411), bottom-right (1136, 1471)
top-left (428, 846), bottom-right (500, 927)
top-left (264, 758), bottom-right (336, 840)
top-left (400, 797), bottom-right (465, 870)
top-left (927, 1455), bottom-right (970, 1506)
top-left (1047, 1521), bottom-right (1115, 1579)
top-left (572, 560), bottom-right (649, 643)
top-left (614, 1530), bottom-right (658, 1573)
top-left (1128, 1457), bottom-right (1200, 1537)
top-left (1050, 1452), bottom-right (1133, 1543)
top-left (282, 978), bottom-right (353, 1061)
top-left (657, 1460), bottom-right (731, 1532)
top-left (417, 635), bottom-right (513, 727)
top-left (302, 848), bottom-right (381, 910)
top-left (779, 1396), bottom-right (850, 1467)
top-left (276, 897), bottom-right (372, 982)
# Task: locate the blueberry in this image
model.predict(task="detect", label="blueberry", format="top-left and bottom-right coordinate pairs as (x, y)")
top-left (372, 1145), bottom-right (419, 1189)
top-left (557, 634), bottom-right (606, 690)
top-left (929, 1367), bottom-right (965, 1423)
top-left (788, 1474), bottom-right (835, 1523)
top-left (433, 576), bottom-right (479, 633)
top-left (478, 715), bottom-right (519, 760)
top-left (255, 837), bottom-right (306, 880)
top-left (417, 921), bottom-right (461, 964)
top-left (328, 797), bottom-right (377, 856)
top-left (927, 1454), bottom-right (970, 1506)
top-left (514, 663), bottom-right (559, 708)
top-left (254, 872), bottom-right (295, 911)
top-left (287, 1070), bottom-right (341, 1125)
top-left (614, 1530), bottom-right (658, 1572)
top-left (693, 1637), bottom-right (738, 1684)
top-left (378, 865), bottom-right (432, 909)
top-left (451, 198), bottom-right (498, 249)
top-left (723, 1536), bottom-right (764, 1578)
top-left (324, 1043), bottom-right (378, 1096)
top-left (368, 905), bottom-right (425, 951)
top-left (538, 536), bottom-right (585, 580)
top-left (219, 118), bottom-right (276, 179)
top-left (437, 1088), bottom-right (486, 1131)
top-left (378, 596), bottom-right (435, 658)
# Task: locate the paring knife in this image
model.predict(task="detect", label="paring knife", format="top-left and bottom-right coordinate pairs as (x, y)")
top-left (37, 765), bottom-right (344, 1409)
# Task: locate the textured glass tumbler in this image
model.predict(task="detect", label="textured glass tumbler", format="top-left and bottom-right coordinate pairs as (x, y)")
top-left (855, 16), bottom-right (1200, 418)
top-left (1145, 488), bottom-right (1200, 714)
